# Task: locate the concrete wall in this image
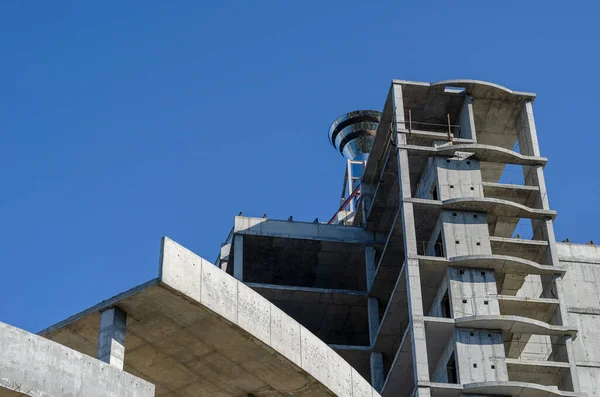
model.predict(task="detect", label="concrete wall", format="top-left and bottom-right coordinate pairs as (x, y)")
top-left (455, 328), bottom-right (508, 383)
top-left (449, 268), bottom-right (500, 318)
top-left (416, 158), bottom-right (436, 200)
top-left (441, 211), bottom-right (491, 257)
top-left (516, 274), bottom-right (544, 299)
top-left (557, 242), bottom-right (600, 396)
top-left (0, 321), bottom-right (155, 397)
top-left (436, 158), bottom-right (483, 201)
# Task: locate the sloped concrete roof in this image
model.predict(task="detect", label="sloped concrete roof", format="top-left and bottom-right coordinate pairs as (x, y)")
top-left (39, 237), bottom-right (380, 397)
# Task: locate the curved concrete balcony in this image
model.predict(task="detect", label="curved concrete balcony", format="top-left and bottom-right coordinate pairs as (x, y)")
top-left (442, 197), bottom-right (556, 220)
top-left (408, 197), bottom-right (556, 243)
top-left (409, 197), bottom-right (556, 220)
top-left (429, 381), bottom-right (584, 397)
top-left (403, 143), bottom-right (547, 166)
top-left (424, 316), bottom-right (577, 383)
top-left (419, 255), bottom-right (564, 312)
top-left (39, 237), bottom-right (380, 397)
top-left (454, 315), bottom-right (577, 337)
top-left (420, 254), bottom-right (563, 275)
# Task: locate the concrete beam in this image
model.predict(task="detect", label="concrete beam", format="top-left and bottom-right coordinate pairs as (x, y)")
top-left (366, 246), bottom-right (376, 293)
top-left (97, 307), bottom-right (127, 369)
top-left (368, 297), bottom-right (380, 347)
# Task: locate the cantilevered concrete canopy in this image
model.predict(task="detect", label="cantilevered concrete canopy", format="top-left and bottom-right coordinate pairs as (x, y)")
top-left (39, 237), bottom-right (381, 397)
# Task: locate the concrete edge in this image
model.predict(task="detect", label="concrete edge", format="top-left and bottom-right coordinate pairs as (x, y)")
top-left (37, 278), bottom-right (160, 336)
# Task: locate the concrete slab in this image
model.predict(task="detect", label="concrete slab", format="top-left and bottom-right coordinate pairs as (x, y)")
top-left (234, 216), bottom-right (385, 244)
top-left (403, 144), bottom-right (547, 167)
top-left (499, 296), bottom-right (560, 324)
top-left (482, 182), bottom-right (540, 208)
top-left (407, 197), bottom-right (556, 221)
top-left (39, 237), bottom-right (381, 397)
top-left (490, 237), bottom-right (549, 263)
top-left (428, 381), bottom-right (584, 397)
top-left (453, 315), bottom-right (577, 337)
top-left (505, 358), bottom-right (570, 386)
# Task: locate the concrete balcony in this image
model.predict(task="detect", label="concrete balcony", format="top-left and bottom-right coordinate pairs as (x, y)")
top-left (490, 236), bottom-right (549, 263)
top-left (499, 296), bottom-right (561, 325)
top-left (406, 197), bottom-right (556, 242)
top-left (403, 143), bottom-right (547, 167)
top-left (428, 381), bottom-right (583, 397)
top-left (418, 255), bottom-right (564, 313)
top-left (482, 182), bottom-right (541, 209)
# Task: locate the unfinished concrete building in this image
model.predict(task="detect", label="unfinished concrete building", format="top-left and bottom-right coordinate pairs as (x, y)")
top-left (2, 79), bottom-right (600, 397)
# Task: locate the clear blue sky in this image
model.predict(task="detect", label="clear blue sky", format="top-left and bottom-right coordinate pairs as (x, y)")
top-left (1, 1), bottom-right (599, 332)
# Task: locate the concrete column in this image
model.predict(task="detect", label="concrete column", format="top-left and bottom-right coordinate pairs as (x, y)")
top-left (233, 234), bottom-right (243, 281)
top-left (368, 297), bottom-right (379, 347)
top-left (97, 307), bottom-right (127, 370)
top-left (458, 95), bottom-right (477, 140)
top-left (370, 351), bottom-right (384, 392)
top-left (365, 246), bottom-right (376, 293)
top-left (219, 243), bottom-right (231, 272)
top-left (394, 84), bottom-right (431, 385)
top-left (413, 386), bottom-right (432, 397)
top-left (518, 100), bottom-right (581, 391)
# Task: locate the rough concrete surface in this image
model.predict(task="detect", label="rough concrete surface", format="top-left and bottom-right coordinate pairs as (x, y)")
top-left (0, 321), bottom-right (154, 397)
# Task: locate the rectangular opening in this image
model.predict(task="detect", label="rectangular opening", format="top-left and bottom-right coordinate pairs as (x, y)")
top-left (441, 290), bottom-right (451, 318)
top-left (498, 163), bottom-right (525, 185)
top-left (444, 86), bottom-right (466, 94)
top-left (446, 353), bottom-right (458, 383)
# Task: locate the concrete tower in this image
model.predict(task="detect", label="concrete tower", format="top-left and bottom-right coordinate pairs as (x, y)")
top-left (359, 80), bottom-right (580, 397)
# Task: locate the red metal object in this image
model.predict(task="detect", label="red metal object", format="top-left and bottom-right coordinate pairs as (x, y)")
top-left (328, 184), bottom-right (361, 224)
